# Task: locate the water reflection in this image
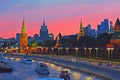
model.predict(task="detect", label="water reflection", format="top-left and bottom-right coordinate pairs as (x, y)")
top-left (72, 72), bottom-right (81, 80)
top-left (1, 57), bottom-right (105, 80)
top-left (86, 77), bottom-right (93, 80)
top-left (16, 58), bottom-right (21, 61)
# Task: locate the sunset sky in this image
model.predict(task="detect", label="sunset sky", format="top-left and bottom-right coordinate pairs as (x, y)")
top-left (0, 0), bottom-right (120, 38)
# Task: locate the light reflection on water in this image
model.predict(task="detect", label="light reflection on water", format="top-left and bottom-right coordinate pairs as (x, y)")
top-left (0, 57), bottom-right (105, 80)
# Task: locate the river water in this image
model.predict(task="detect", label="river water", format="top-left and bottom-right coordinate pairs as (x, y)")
top-left (0, 57), bottom-right (105, 80)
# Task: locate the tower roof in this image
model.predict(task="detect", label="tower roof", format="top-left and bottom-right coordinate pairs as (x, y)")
top-left (43, 20), bottom-right (46, 26)
top-left (80, 19), bottom-right (83, 31)
top-left (21, 17), bottom-right (26, 33)
top-left (115, 18), bottom-right (120, 26)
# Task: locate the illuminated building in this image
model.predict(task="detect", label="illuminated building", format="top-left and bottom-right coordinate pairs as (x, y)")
top-left (107, 18), bottom-right (120, 47)
top-left (54, 33), bottom-right (62, 48)
top-left (77, 20), bottom-right (84, 40)
top-left (20, 17), bottom-right (28, 53)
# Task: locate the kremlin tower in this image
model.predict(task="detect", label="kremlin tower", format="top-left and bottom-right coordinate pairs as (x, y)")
top-left (20, 17), bottom-right (28, 53)
top-left (77, 20), bottom-right (84, 40)
top-left (107, 18), bottom-right (120, 47)
top-left (54, 32), bottom-right (62, 48)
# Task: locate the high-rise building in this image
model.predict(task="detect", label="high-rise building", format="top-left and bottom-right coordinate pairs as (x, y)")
top-left (20, 17), bottom-right (28, 53)
top-left (110, 21), bottom-right (114, 30)
top-left (107, 18), bottom-right (120, 47)
top-left (84, 24), bottom-right (91, 36)
top-left (40, 21), bottom-right (49, 41)
top-left (103, 19), bottom-right (109, 31)
top-left (16, 33), bottom-right (21, 43)
top-left (77, 20), bottom-right (84, 40)
top-left (97, 19), bottom-right (109, 36)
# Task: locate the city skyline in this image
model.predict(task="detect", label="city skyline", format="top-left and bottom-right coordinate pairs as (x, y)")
top-left (0, 0), bottom-right (120, 38)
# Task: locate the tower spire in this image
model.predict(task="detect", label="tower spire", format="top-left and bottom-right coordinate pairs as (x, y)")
top-left (22, 16), bottom-right (26, 33)
top-left (43, 20), bottom-right (45, 26)
top-left (77, 19), bottom-right (84, 40)
top-left (80, 19), bottom-right (83, 31)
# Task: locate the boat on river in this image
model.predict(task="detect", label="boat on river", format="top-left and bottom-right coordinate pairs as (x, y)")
top-left (60, 70), bottom-right (70, 80)
top-left (35, 63), bottom-right (49, 75)
top-left (21, 58), bottom-right (32, 64)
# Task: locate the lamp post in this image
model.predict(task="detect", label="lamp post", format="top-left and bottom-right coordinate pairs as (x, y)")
top-left (58, 47), bottom-right (60, 55)
top-left (74, 47), bottom-right (79, 58)
top-left (60, 47), bottom-right (63, 55)
top-left (110, 48), bottom-right (114, 60)
top-left (11, 47), bottom-right (13, 53)
top-left (65, 47), bottom-right (69, 56)
top-left (46, 47), bottom-right (48, 54)
top-left (51, 47), bottom-right (54, 54)
top-left (88, 48), bottom-right (92, 58)
top-left (95, 48), bottom-right (99, 58)
top-left (84, 47), bottom-right (87, 58)
top-left (107, 48), bottom-right (111, 61)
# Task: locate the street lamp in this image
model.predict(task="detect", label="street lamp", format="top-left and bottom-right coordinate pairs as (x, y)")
top-left (88, 48), bottom-right (92, 58)
top-left (110, 48), bottom-right (114, 59)
top-left (46, 47), bottom-right (48, 54)
top-left (65, 47), bottom-right (69, 55)
top-left (84, 47), bottom-right (87, 58)
top-left (58, 47), bottom-right (61, 55)
top-left (51, 47), bottom-right (54, 54)
top-left (107, 48), bottom-right (114, 60)
top-left (60, 47), bottom-right (63, 55)
top-left (106, 48), bottom-right (111, 61)
top-left (74, 47), bottom-right (79, 58)
top-left (95, 47), bottom-right (99, 58)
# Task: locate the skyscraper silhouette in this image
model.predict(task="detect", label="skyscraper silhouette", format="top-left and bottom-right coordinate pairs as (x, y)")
top-left (40, 21), bottom-right (49, 41)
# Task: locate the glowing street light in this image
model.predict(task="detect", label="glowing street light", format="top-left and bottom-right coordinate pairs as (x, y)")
top-left (88, 48), bottom-right (92, 58)
top-left (60, 47), bottom-right (63, 55)
top-left (74, 47), bottom-right (79, 57)
top-left (107, 48), bottom-right (114, 60)
top-left (110, 48), bottom-right (114, 60)
top-left (51, 47), bottom-right (54, 54)
top-left (106, 48), bottom-right (111, 61)
top-left (58, 47), bottom-right (61, 55)
top-left (65, 47), bottom-right (69, 55)
top-left (95, 47), bottom-right (99, 58)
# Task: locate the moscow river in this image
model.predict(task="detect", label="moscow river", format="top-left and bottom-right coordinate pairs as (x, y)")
top-left (0, 56), bottom-right (106, 80)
